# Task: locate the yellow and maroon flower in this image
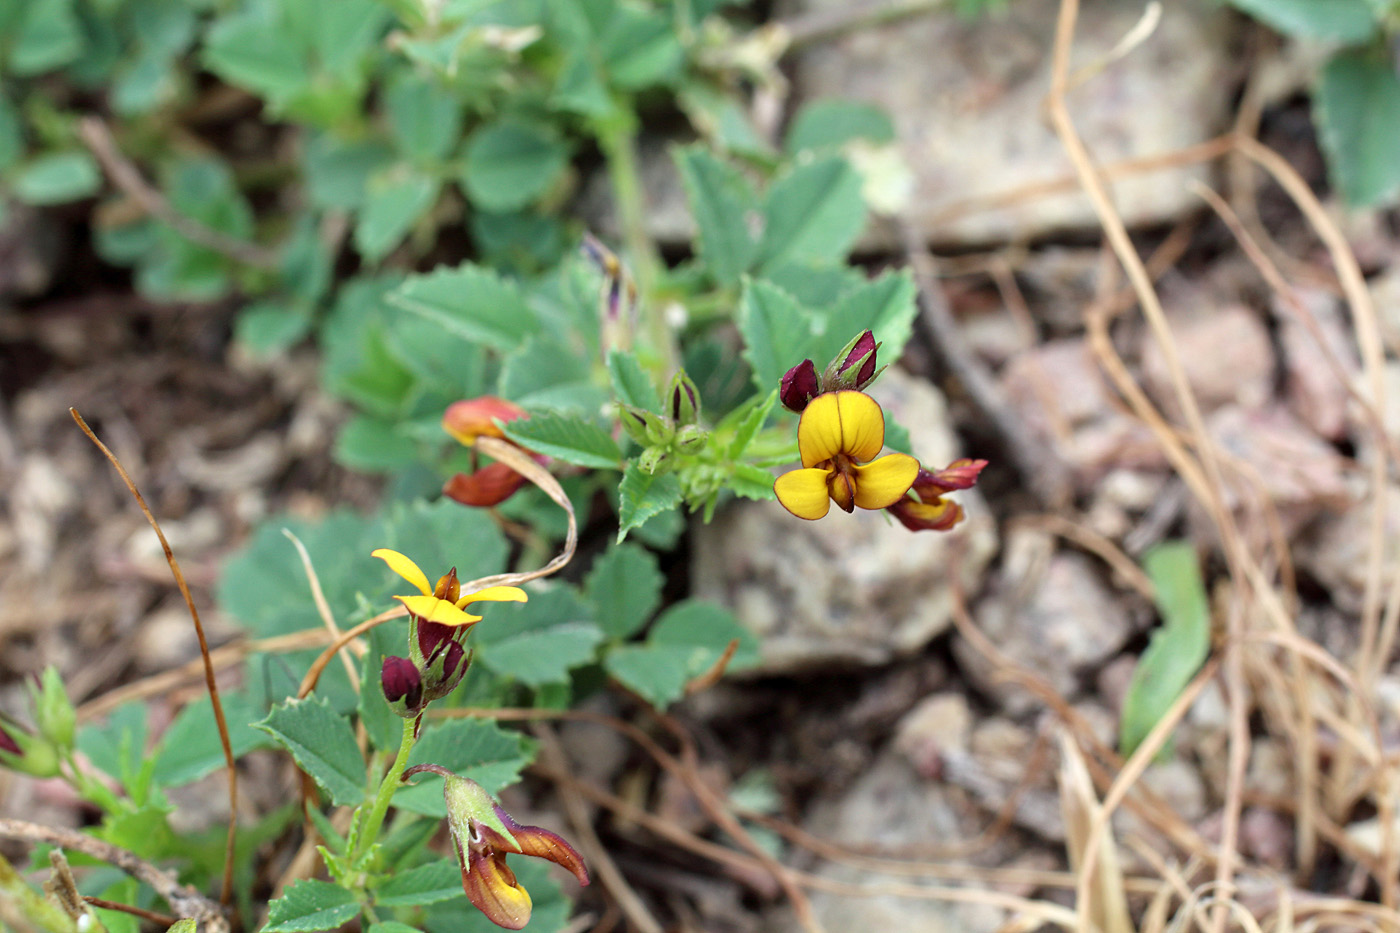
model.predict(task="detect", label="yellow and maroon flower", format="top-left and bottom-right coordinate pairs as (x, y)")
top-left (887, 458), bottom-right (988, 532)
top-left (403, 764), bottom-right (589, 930)
top-left (373, 549), bottom-right (527, 630)
top-left (773, 391), bottom-right (919, 520)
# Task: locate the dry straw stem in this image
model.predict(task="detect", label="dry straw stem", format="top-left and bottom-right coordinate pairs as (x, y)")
top-left (283, 528), bottom-right (361, 692)
top-left (0, 818), bottom-right (226, 931)
top-left (70, 407), bottom-right (240, 909)
top-left (1058, 731), bottom-right (1132, 933)
top-left (78, 116), bottom-right (278, 269)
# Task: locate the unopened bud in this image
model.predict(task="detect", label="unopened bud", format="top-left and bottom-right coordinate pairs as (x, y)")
top-left (382, 656), bottom-right (425, 718)
top-left (779, 359), bottom-right (820, 413)
top-left (423, 639), bottom-right (470, 702)
top-left (31, 667), bottom-right (75, 751)
top-left (637, 446), bottom-right (673, 475)
top-left (673, 424), bottom-right (709, 454)
top-left (0, 716), bottom-right (60, 778)
top-left (823, 330), bottom-right (882, 392)
top-left (619, 406), bottom-right (673, 447)
top-left (666, 371), bottom-right (700, 426)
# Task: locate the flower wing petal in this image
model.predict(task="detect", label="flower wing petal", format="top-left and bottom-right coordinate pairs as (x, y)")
top-left (774, 468), bottom-right (832, 520)
top-left (371, 548), bottom-right (432, 596)
top-left (396, 595), bottom-right (482, 628)
top-left (506, 822), bottom-right (590, 886)
top-left (851, 453), bottom-right (919, 510)
top-left (835, 391), bottom-right (886, 463)
top-left (796, 392), bottom-right (844, 467)
top-left (458, 585), bottom-right (529, 609)
top-left (462, 849), bottom-right (532, 930)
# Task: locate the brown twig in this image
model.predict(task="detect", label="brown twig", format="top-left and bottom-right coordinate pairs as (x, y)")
top-left (899, 217), bottom-right (1074, 510)
top-left (0, 819), bottom-right (225, 930)
top-left (83, 897), bottom-right (179, 927)
top-left (78, 117), bottom-right (278, 269)
top-left (70, 407), bottom-right (240, 908)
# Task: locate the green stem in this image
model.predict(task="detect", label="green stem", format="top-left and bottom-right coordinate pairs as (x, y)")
top-left (596, 105), bottom-right (676, 376)
top-left (0, 851), bottom-right (81, 933)
top-left (353, 718), bottom-right (416, 864)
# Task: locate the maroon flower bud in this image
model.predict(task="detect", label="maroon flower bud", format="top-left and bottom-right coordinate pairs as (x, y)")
top-left (780, 358), bottom-right (820, 413)
top-left (423, 639), bottom-right (470, 702)
top-left (417, 619), bottom-right (454, 663)
top-left (823, 330), bottom-right (881, 392)
top-left (0, 722), bottom-right (19, 757)
top-left (382, 656), bottom-right (424, 717)
top-left (667, 371), bottom-right (700, 425)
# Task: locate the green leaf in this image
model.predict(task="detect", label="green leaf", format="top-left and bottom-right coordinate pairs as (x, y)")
top-left (334, 415), bottom-right (420, 472)
top-left (605, 600), bottom-right (758, 708)
top-left (202, 12), bottom-right (306, 103)
top-left (1225, 0), bottom-right (1376, 42)
top-left (757, 156), bottom-right (866, 269)
top-left (497, 334), bottom-right (594, 410)
top-left (585, 543), bottom-right (663, 640)
top-left (368, 924), bottom-right (422, 933)
top-left (9, 0), bottom-right (83, 75)
top-left (374, 859), bottom-right (462, 907)
top-left (1316, 50), bottom-right (1400, 207)
top-left (235, 301), bottom-right (314, 356)
top-left (12, 151), bottom-right (100, 205)
top-left (608, 349), bottom-right (661, 412)
top-left (151, 694), bottom-right (272, 788)
top-left (729, 462), bottom-right (777, 501)
top-left (461, 118), bottom-right (569, 212)
top-left (167, 921), bottom-right (198, 933)
top-left (617, 464), bottom-right (682, 543)
top-left (355, 172), bottom-right (439, 263)
top-left (785, 99), bottom-right (895, 155)
top-left (674, 144), bottom-right (758, 286)
top-left (503, 411), bottom-right (622, 469)
top-left (263, 879), bottom-right (362, 933)
top-left (1119, 542), bottom-right (1211, 758)
top-left (598, 3), bottom-right (682, 89)
top-left (395, 719), bottom-right (534, 816)
top-left (304, 135), bottom-right (395, 210)
top-left (387, 73), bottom-right (462, 163)
top-left (473, 587), bottom-right (604, 687)
top-left (759, 260), bottom-right (866, 309)
top-left (390, 263), bottom-right (539, 352)
top-left (819, 268), bottom-right (919, 366)
top-left (255, 697), bottom-right (366, 806)
top-left (737, 277), bottom-right (817, 392)
top-left (724, 389), bottom-right (778, 459)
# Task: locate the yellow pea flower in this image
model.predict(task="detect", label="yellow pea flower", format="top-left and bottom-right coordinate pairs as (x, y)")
top-left (773, 391), bottom-right (919, 520)
top-left (371, 548), bottom-right (527, 629)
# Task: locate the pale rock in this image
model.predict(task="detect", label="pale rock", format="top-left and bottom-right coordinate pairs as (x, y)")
top-left (894, 692), bottom-right (971, 778)
top-left (1240, 806), bottom-right (1293, 870)
top-left (1139, 304), bottom-right (1274, 414)
top-left (1275, 286), bottom-right (1357, 441)
top-left (1245, 738), bottom-right (1291, 800)
top-left (969, 717), bottom-right (1037, 786)
top-left (1295, 482), bottom-right (1400, 615)
top-left (1139, 759), bottom-right (1207, 823)
top-left (692, 371), bottom-right (997, 673)
top-left (1194, 404), bottom-right (1351, 538)
top-left (1371, 262), bottom-right (1400, 357)
top-left (784, 0), bottom-right (1235, 246)
top-left (766, 751), bottom-right (1007, 933)
top-left (1000, 338), bottom-right (1164, 488)
top-left (1095, 654), bottom-right (1139, 715)
top-left (954, 542), bottom-right (1136, 715)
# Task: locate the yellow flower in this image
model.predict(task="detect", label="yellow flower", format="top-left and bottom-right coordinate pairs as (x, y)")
top-left (371, 548), bottom-right (527, 628)
top-left (773, 391), bottom-right (919, 520)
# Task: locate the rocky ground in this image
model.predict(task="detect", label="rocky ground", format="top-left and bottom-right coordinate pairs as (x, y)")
top-left (5, 1), bottom-right (1400, 931)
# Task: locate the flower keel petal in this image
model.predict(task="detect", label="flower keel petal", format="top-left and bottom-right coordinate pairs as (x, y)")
top-left (463, 849), bottom-right (533, 930)
top-left (775, 468), bottom-right (833, 520)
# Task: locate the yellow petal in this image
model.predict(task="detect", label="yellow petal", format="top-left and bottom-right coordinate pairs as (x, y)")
top-left (833, 391), bottom-right (886, 463)
top-left (463, 849), bottom-right (533, 930)
top-left (796, 391), bottom-right (886, 467)
top-left (371, 548), bottom-right (432, 596)
top-left (852, 453), bottom-right (920, 510)
top-left (396, 595), bottom-right (483, 628)
top-left (458, 585), bottom-right (529, 609)
top-left (774, 468), bottom-right (832, 520)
